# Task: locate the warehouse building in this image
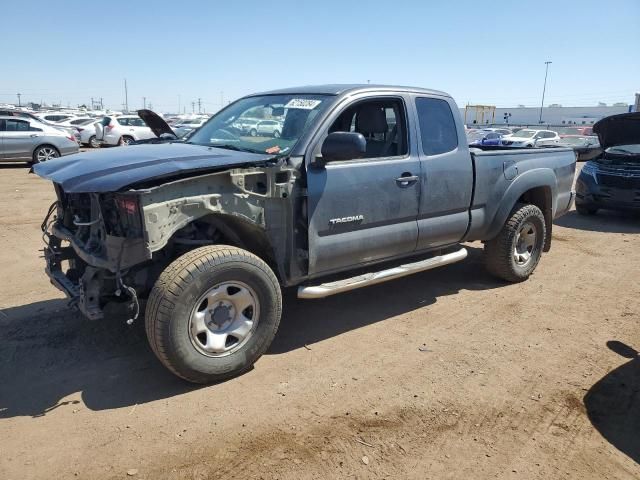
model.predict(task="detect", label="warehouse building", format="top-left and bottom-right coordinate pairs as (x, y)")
top-left (460, 103), bottom-right (634, 127)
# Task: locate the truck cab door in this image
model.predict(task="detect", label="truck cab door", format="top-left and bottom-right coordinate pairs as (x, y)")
top-left (412, 96), bottom-right (474, 250)
top-left (306, 96), bottom-right (420, 276)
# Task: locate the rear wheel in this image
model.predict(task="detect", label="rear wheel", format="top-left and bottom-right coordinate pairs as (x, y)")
top-left (88, 135), bottom-right (100, 148)
top-left (273, 130), bottom-right (281, 138)
top-left (145, 245), bottom-right (282, 384)
top-left (120, 135), bottom-right (135, 146)
top-left (576, 204), bottom-right (598, 215)
top-left (485, 203), bottom-right (546, 282)
top-left (249, 128), bottom-right (257, 137)
top-left (32, 145), bottom-right (60, 163)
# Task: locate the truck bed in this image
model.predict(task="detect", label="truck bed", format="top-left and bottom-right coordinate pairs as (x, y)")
top-left (465, 146), bottom-right (576, 241)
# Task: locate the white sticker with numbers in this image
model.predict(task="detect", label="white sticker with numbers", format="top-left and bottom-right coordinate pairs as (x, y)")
top-left (284, 98), bottom-right (322, 110)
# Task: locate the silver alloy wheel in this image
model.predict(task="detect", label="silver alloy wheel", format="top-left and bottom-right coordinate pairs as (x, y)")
top-left (513, 221), bottom-right (537, 266)
top-left (36, 147), bottom-right (58, 162)
top-left (188, 281), bottom-right (260, 357)
top-left (89, 136), bottom-right (99, 148)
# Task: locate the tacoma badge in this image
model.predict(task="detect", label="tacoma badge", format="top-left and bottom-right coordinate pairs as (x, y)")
top-left (329, 215), bottom-right (364, 225)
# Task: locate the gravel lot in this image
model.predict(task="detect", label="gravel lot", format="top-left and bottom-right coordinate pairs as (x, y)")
top-left (0, 161), bottom-right (638, 479)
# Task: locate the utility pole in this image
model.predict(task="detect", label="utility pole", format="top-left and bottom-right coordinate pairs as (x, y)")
top-left (178, 94), bottom-right (181, 115)
top-left (197, 98), bottom-right (202, 114)
top-left (539, 61), bottom-right (552, 124)
top-left (124, 78), bottom-right (129, 112)
top-left (17, 93), bottom-right (21, 107)
top-left (100, 97), bottom-right (104, 110)
top-left (191, 101), bottom-right (195, 113)
top-left (142, 97), bottom-right (146, 109)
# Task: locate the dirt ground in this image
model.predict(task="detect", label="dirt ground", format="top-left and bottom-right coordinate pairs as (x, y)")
top-left (0, 161), bottom-right (638, 480)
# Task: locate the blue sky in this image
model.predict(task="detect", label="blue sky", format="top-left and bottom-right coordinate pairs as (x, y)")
top-left (2, 0), bottom-right (638, 112)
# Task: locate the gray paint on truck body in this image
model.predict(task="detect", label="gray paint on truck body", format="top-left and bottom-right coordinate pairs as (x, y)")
top-left (35, 84), bottom-right (576, 318)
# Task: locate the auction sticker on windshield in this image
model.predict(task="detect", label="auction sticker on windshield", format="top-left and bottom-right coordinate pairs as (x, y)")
top-left (285, 98), bottom-right (322, 110)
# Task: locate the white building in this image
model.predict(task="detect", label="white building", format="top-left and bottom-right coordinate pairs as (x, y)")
top-left (460, 104), bottom-right (633, 127)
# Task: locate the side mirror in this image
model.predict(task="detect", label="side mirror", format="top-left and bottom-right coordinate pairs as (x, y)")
top-left (317, 132), bottom-right (366, 166)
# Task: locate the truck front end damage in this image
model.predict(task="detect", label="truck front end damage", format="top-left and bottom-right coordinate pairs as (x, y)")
top-left (41, 164), bottom-right (299, 322)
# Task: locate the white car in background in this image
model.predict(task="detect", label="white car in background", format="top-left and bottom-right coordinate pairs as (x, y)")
top-left (36, 112), bottom-right (76, 123)
top-left (94, 115), bottom-right (156, 146)
top-left (482, 127), bottom-right (513, 136)
top-left (501, 129), bottom-right (560, 147)
top-left (71, 119), bottom-right (102, 148)
top-left (55, 117), bottom-right (94, 128)
top-left (256, 119), bottom-right (283, 137)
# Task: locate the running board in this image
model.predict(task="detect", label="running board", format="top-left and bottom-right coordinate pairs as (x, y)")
top-left (297, 247), bottom-right (468, 299)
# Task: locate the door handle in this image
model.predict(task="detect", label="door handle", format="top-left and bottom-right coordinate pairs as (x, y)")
top-left (395, 173), bottom-right (420, 187)
top-left (30, 134), bottom-right (39, 138)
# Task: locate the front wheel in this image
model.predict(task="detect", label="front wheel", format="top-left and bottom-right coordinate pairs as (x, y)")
top-left (273, 130), bottom-right (281, 138)
top-left (145, 245), bottom-right (282, 384)
top-left (249, 128), bottom-right (257, 137)
top-left (484, 204), bottom-right (546, 282)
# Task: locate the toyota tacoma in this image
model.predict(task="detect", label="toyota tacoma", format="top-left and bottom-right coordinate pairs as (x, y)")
top-left (34, 85), bottom-right (576, 383)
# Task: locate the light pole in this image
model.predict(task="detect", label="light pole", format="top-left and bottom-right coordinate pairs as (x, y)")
top-left (17, 93), bottom-right (21, 107)
top-left (539, 61), bottom-right (552, 124)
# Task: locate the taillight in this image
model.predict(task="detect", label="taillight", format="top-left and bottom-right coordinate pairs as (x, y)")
top-left (77, 128), bottom-right (84, 132)
top-left (66, 135), bottom-right (76, 142)
top-left (106, 124), bottom-right (114, 131)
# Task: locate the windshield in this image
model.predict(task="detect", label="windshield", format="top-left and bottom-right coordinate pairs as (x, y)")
top-left (466, 131), bottom-right (487, 142)
top-left (515, 130), bottom-right (536, 138)
top-left (188, 94), bottom-right (331, 155)
top-left (560, 136), bottom-right (598, 146)
top-left (606, 144), bottom-right (640, 155)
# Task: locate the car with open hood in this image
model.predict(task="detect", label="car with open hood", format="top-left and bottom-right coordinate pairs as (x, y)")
top-left (575, 112), bottom-right (640, 215)
top-left (32, 84), bottom-right (575, 384)
top-left (557, 135), bottom-right (601, 162)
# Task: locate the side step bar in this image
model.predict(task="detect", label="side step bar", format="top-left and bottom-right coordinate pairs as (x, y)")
top-left (297, 247), bottom-right (468, 299)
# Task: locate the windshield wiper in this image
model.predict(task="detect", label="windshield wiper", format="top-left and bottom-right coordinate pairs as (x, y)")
top-left (609, 148), bottom-right (636, 155)
top-left (208, 143), bottom-right (262, 154)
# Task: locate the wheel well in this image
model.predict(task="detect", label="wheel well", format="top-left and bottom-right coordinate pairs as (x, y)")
top-left (518, 186), bottom-right (552, 251)
top-left (165, 214), bottom-right (279, 279)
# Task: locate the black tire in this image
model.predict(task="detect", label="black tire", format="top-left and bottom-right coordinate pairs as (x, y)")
top-left (485, 203), bottom-right (546, 283)
top-left (120, 136), bottom-right (135, 146)
top-left (145, 245), bottom-right (282, 384)
top-left (273, 130), bottom-right (280, 138)
top-left (249, 128), bottom-right (257, 137)
top-left (31, 145), bottom-right (60, 164)
top-left (576, 204), bottom-right (598, 216)
top-left (88, 135), bottom-right (100, 148)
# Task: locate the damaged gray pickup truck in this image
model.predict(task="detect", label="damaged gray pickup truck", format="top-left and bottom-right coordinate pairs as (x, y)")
top-left (34, 85), bottom-right (576, 383)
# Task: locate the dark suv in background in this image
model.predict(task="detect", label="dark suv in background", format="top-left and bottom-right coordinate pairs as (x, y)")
top-left (576, 112), bottom-right (640, 215)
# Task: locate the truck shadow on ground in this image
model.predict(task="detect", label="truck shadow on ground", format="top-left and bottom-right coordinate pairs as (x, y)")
top-left (555, 209), bottom-right (640, 234)
top-left (0, 246), bottom-right (501, 418)
top-left (584, 341), bottom-right (640, 465)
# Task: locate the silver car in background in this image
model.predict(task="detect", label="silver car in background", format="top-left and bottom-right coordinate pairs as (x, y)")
top-left (256, 119), bottom-right (283, 137)
top-left (0, 116), bottom-right (79, 164)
